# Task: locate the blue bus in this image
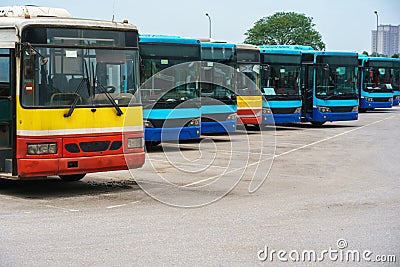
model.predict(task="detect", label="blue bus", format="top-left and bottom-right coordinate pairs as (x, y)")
top-left (139, 35), bottom-right (201, 146)
top-left (301, 51), bottom-right (359, 126)
top-left (358, 56), bottom-right (398, 110)
top-left (259, 46), bottom-right (303, 124)
top-left (199, 40), bottom-right (237, 134)
top-left (394, 60), bottom-right (400, 105)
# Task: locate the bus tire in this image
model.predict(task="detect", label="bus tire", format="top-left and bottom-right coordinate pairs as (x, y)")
top-left (311, 121), bottom-right (326, 127)
top-left (59, 174), bottom-right (86, 182)
top-left (359, 108), bottom-right (367, 113)
top-left (145, 141), bottom-right (161, 149)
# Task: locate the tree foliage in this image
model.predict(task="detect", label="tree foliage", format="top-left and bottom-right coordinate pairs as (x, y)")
top-left (244, 12), bottom-right (325, 50)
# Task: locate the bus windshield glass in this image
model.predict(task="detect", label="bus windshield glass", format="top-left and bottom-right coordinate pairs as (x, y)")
top-left (362, 61), bottom-right (400, 93)
top-left (236, 63), bottom-right (261, 96)
top-left (236, 49), bottom-right (260, 96)
top-left (20, 27), bottom-right (140, 108)
top-left (200, 46), bottom-right (236, 103)
top-left (315, 56), bottom-right (358, 100)
top-left (140, 43), bottom-right (201, 105)
top-left (261, 64), bottom-right (301, 99)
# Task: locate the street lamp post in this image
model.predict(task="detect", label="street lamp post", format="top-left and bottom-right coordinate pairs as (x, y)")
top-left (374, 11), bottom-right (378, 55)
top-left (205, 13), bottom-right (211, 39)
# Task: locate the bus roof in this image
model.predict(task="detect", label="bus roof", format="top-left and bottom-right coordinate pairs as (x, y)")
top-left (0, 5), bottom-right (71, 18)
top-left (200, 42), bottom-right (235, 49)
top-left (358, 56), bottom-right (400, 62)
top-left (0, 6), bottom-right (138, 48)
top-left (303, 50), bottom-right (358, 57)
top-left (236, 43), bottom-right (259, 51)
top-left (259, 45), bottom-right (314, 52)
top-left (139, 34), bottom-right (200, 45)
top-left (260, 47), bottom-right (302, 55)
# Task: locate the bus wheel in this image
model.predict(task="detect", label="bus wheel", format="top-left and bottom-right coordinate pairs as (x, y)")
top-left (311, 121), bottom-right (326, 127)
top-left (59, 174), bottom-right (86, 182)
top-left (359, 108), bottom-right (367, 113)
top-left (145, 141), bottom-right (161, 149)
top-left (244, 124), bottom-right (260, 131)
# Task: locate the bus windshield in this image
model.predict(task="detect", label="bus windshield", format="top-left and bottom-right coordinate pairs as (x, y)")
top-left (200, 46), bottom-right (236, 102)
top-left (394, 67), bottom-right (400, 91)
top-left (20, 27), bottom-right (140, 108)
top-left (362, 61), bottom-right (400, 93)
top-left (315, 58), bottom-right (358, 100)
top-left (261, 64), bottom-right (301, 98)
top-left (236, 63), bottom-right (261, 96)
top-left (201, 62), bottom-right (236, 104)
top-left (140, 43), bottom-right (201, 105)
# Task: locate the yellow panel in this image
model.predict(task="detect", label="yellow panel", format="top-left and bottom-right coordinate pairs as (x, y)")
top-left (237, 96), bottom-right (262, 109)
top-left (16, 99), bottom-right (143, 131)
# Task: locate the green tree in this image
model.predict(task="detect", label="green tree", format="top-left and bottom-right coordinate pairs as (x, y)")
top-left (362, 51), bottom-right (369, 56)
top-left (244, 12), bottom-right (325, 50)
top-left (392, 54), bottom-right (399, 58)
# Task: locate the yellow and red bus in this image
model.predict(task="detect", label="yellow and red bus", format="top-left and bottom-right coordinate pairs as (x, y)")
top-left (235, 44), bottom-right (263, 129)
top-left (0, 6), bottom-right (144, 181)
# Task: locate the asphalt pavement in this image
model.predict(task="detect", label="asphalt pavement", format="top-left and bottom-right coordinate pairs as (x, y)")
top-left (0, 107), bottom-right (399, 266)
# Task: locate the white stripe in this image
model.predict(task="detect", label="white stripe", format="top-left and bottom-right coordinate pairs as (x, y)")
top-left (17, 126), bottom-right (143, 136)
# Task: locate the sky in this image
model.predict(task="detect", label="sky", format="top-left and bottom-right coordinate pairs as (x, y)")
top-left (2, 0), bottom-right (400, 54)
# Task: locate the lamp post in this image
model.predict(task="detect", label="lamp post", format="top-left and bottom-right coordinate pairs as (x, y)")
top-left (374, 10), bottom-right (378, 55)
top-left (205, 13), bottom-right (211, 39)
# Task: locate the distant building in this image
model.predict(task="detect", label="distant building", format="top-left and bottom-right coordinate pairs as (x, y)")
top-left (371, 25), bottom-right (400, 56)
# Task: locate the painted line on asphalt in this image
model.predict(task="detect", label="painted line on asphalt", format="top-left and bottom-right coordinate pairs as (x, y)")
top-left (183, 115), bottom-right (397, 187)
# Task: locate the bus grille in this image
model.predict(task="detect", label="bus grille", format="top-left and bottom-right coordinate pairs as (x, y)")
top-left (330, 106), bottom-right (355, 113)
top-left (271, 108), bottom-right (297, 114)
top-left (373, 98), bottom-right (391, 102)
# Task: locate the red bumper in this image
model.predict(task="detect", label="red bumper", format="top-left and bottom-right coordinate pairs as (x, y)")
top-left (17, 152), bottom-right (145, 178)
top-left (237, 108), bottom-right (262, 125)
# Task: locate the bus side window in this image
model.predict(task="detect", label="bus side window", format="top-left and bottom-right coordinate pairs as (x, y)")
top-left (0, 56), bottom-right (10, 96)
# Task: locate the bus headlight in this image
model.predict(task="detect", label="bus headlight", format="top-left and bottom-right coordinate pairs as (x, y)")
top-left (294, 107), bottom-right (302, 114)
top-left (227, 113), bottom-right (236, 121)
top-left (389, 98), bottom-right (393, 102)
top-left (187, 117), bottom-right (201, 126)
top-left (262, 108), bottom-right (272, 114)
top-left (352, 106), bottom-right (358, 112)
top-left (28, 143), bottom-right (57, 155)
top-left (144, 120), bottom-right (154, 128)
top-left (317, 106), bottom-right (331, 113)
top-left (127, 137), bottom-right (144, 149)
top-left (365, 97), bottom-right (374, 102)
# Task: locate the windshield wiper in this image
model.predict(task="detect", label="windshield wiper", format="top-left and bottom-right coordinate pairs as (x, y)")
top-left (64, 78), bottom-right (89, 118)
top-left (96, 82), bottom-right (123, 116)
top-left (64, 60), bottom-right (92, 118)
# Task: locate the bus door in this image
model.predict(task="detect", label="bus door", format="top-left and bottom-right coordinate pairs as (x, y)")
top-left (0, 49), bottom-right (14, 174)
top-left (301, 63), bottom-right (314, 117)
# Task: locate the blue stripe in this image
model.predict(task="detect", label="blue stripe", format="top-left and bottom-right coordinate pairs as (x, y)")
top-left (361, 91), bottom-right (393, 98)
top-left (201, 104), bottom-right (236, 114)
top-left (314, 99), bottom-right (358, 107)
top-left (143, 108), bottom-right (201, 120)
top-left (263, 100), bottom-right (302, 108)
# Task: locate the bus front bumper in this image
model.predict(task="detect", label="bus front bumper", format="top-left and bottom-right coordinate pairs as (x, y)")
top-left (201, 120), bottom-right (236, 134)
top-left (312, 108), bottom-right (358, 122)
top-left (144, 126), bottom-right (201, 142)
top-left (273, 113), bottom-right (301, 124)
top-left (360, 98), bottom-right (393, 109)
top-left (17, 152), bottom-right (145, 178)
